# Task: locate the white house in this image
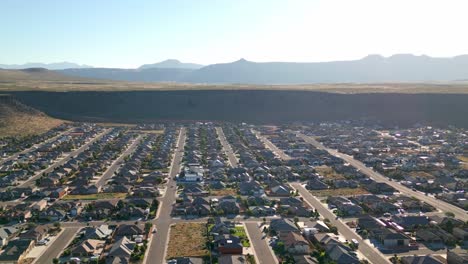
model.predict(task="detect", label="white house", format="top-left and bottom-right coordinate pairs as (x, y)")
top-left (184, 164), bottom-right (204, 182)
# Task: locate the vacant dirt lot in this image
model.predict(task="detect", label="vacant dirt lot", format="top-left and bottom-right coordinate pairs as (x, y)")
top-left (310, 188), bottom-right (369, 197)
top-left (315, 166), bottom-right (345, 180)
top-left (62, 193), bottom-right (127, 200)
top-left (457, 156), bottom-right (468, 169)
top-left (210, 188), bottom-right (238, 196)
top-left (166, 223), bottom-right (208, 260)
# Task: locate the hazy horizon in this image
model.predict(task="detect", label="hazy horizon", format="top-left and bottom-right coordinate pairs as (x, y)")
top-left (2, 0), bottom-right (468, 68)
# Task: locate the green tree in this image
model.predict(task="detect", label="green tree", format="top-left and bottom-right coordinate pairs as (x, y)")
top-left (445, 212), bottom-right (455, 218)
top-left (53, 222), bottom-right (61, 229)
top-left (444, 220), bottom-right (454, 233)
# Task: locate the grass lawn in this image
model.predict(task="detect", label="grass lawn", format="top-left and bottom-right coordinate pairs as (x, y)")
top-left (167, 223), bottom-right (208, 259)
top-left (210, 188), bottom-right (238, 196)
top-left (314, 166), bottom-right (345, 180)
top-left (232, 225), bottom-right (250, 247)
top-left (310, 188), bottom-right (369, 197)
top-left (408, 171), bottom-right (434, 179)
top-left (62, 193), bottom-right (127, 200)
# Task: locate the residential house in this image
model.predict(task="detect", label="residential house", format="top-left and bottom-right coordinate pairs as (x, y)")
top-left (377, 229), bottom-right (411, 249)
top-left (31, 200), bottom-right (47, 211)
top-left (280, 231), bottom-right (311, 254)
top-left (416, 228), bottom-right (457, 246)
top-left (302, 220), bottom-right (330, 234)
top-left (215, 235), bottom-right (243, 255)
top-left (327, 244), bottom-right (360, 264)
top-left (218, 255), bottom-right (248, 264)
top-left (107, 236), bottom-right (136, 261)
top-left (328, 197), bottom-right (363, 216)
top-left (269, 184), bottom-right (291, 197)
top-left (0, 227), bottom-right (17, 247)
top-left (50, 188), bottom-right (67, 199)
top-left (269, 219), bottom-right (299, 234)
top-left (393, 215), bottom-right (430, 230)
top-left (364, 181), bottom-right (396, 194)
top-left (217, 201), bottom-right (240, 215)
top-left (249, 206), bottom-right (276, 216)
top-left (83, 225), bottom-right (113, 240)
top-left (452, 227), bottom-right (468, 243)
top-left (19, 225), bottom-right (49, 242)
top-left (39, 208), bottom-right (66, 221)
top-left (400, 255), bottom-right (446, 264)
top-left (114, 224), bottom-right (145, 238)
top-left (0, 239), bottom-right (34, 264)
top-left (447, 249), bottom-right (468, 264)
top-left (166, 257), bottom-right (204, 264)
top-left (71, 239), bottom-right (106, 257)
top-left (239, 181), bottom-right (264, 196)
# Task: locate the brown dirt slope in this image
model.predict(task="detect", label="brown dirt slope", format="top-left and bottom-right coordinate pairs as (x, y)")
top-left (0, 95), bottom-right (63, 137)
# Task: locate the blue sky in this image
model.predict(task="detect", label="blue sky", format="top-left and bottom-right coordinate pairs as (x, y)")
top-left (2, 0), bottom-right (468, 68)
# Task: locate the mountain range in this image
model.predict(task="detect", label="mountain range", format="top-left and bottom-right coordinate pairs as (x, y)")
top-left (0, 62), bottom-right (92, 70)
top-left (5, 54), bottom-right (468, 84)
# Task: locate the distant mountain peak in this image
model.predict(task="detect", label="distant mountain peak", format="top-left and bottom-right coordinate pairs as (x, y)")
top-left (235, 58), bottom-right (250, 63)
top-left (161, 59), bottom-right (181, 63)
top-left (138, 59), bottom-right (203, 70)
top-left (361, 54), bottom-right (385, 61)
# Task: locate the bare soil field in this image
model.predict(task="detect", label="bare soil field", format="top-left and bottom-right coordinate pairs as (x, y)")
top-left (166, 223), bottom-right (208, 259)
top-left (62, 193), bottom-right (127, 200)
top-left (210, 188), bottom-right (238, 196)
top-left (310, 188), bottom-right (369, 197)
top-left (1, 69), bottom-right (468, 94)
top-left (315, 166), bottom-right (345, 180)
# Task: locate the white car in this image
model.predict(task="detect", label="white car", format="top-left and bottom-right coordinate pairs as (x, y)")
top-left (70, 257), bottom-right (81, 263)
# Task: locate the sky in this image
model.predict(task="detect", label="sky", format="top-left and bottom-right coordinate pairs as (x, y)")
top-left (1, 0), bottom-right (468, 68)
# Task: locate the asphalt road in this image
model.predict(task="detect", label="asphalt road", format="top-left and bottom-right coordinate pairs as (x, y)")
top-left (95, 135), bottom-right (142, 188)
top-left (290, 182), bottom-right (390, 264)
top-left (297, 133), bottom-right (468, 221)
top-left (145, 127), bottom-right (186, 264)
top-left (244, 222), bottom-right (279, 264)
top-left (215, 127), bottom-right (239, 167)
top-left (253, 130), bottom-right (292, 160)
top-left (33, 227), bottom-right (80, 264)
top-left (0, 128), bottom-right (73, 166)
top-left (19, 129), bottom-right (111, 188)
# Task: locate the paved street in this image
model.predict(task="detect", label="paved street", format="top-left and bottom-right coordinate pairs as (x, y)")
top-left (245, 222), bottom-right (278, 264)
top-left (145, 127), bottom-right (186, 264)
top-left (19, 129), bottom-right (111, 188)
top-left (33, 227), bottom-right (80, 264)
top-left (297, 133), bottom-right (468, 221)
top-left (253, 130), bottom-right (291, 160)
top-left (95, 135), bottom-right (142, 187)
top-left (290, 182), bottom-right (390, 264)
top-left (215, 127), bottom-right (238, 167)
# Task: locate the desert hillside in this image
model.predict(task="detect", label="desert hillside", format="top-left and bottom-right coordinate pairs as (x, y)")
top-left (0, 95), bottom-right (63, 137)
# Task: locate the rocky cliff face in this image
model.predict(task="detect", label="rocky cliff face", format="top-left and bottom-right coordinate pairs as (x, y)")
top-left (8, 90), bottom-right (468, 128)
